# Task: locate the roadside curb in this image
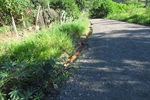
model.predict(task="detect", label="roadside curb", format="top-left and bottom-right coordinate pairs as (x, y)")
top-left (64, 22), bottom-right (93, 67)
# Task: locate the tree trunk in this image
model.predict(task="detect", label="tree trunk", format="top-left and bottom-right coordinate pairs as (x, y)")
top-left (38, 8), bottom-right (45, 28)
top-left (10, 11), bottom-right (19, 37)
top-left (35, 5), bottom-right (41, 27)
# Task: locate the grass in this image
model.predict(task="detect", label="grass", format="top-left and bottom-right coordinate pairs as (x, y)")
top-left (0, 18), bottom-right (89, 99)
top-left (0, 27), bottom-right (4, 33)
top-left (0, 26), bottom-right (13, 34)
top-left (106, 6), bottom-right (150, 26)
top-left (0, 18), bottom-right (89, 63)
top-left (89, 0), bottom-right (150, 26)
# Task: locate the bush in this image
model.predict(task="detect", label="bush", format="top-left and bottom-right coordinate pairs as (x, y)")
top-left (89, 0), bottom-right (143, 18)
top-left (146, 7), bottom-right (150, 14)
top-left (106, 3), bottom-right (150, 26)
top-left (0, 18), bottom-right (90, 99)
top-left (90, 0), bottom-right (124, 18)
top-left (0, 18), bottom-right (89, 63)
top-left (59, 18), bottom-right (89, 36)
top-left (0, 59), bottom-right (68, 100)
top-left (49, 0), bottom-right (81, 19)
top-left (89, 0), bottom-right (150, 26)
top-left (0, 29), bottom-right (74, 63)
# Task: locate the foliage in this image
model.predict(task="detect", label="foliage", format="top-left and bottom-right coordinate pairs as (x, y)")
top-left (106, 2), bottom-right (150, 26)
top-left (0, 59), bottom-right (68, 99)
top-left (0, 18), bottom-right (90, 99)
top-left (0, 0), bottom-right (90, 98)
top-left (0, 0), bottom-right (31, 25)
top-left (0, 18), bottom-right (89, 63)
top-left (88, 0), bottom-right (150, 26)
top-left (75, 0), bottom-right (87, 10)
top-left (113, 0), bottom-right (139, 3)
top-left (107, 11), bottom-right (150, 26)
top-left (90, 0), bottom-right (139, 18)
top-left (59, 18), bottom-right (89, 37)
top-left (89, 0), bottom-right (149, 18)
top-left (90, 0), bottom-right (130, 18)
top-left (0, 27), bottom-right (4, 33)
top-left (49, 0), bottom-right (81, 19)
top-left (0, 0), bottom-right (89, 30)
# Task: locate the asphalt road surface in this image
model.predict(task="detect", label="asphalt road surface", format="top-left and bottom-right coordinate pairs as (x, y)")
top-left (59, 19), bottom-right (150, 100)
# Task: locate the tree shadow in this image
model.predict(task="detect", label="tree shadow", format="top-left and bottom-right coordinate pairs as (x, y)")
top-left (60, 22), bottom-right (150, 100)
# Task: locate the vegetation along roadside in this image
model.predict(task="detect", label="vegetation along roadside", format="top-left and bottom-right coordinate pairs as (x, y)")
top-left (0, 0), bottom-right (90, 99)
top-left (0, 18), bottom-right (90, 99)
top-left (1, 0), bottom-right (150, 99)
top-left (90, 0), bottom-right (150, 26)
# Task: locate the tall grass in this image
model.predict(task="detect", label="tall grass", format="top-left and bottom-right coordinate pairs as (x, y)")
top-left (105, 2), bottom-right (150, 26)
top-left (0, 18), bottom-right (89, 63)
top-left (90, 0), bottom-right (150, 26)
top-left (0, 18), bottom-right (89, 99)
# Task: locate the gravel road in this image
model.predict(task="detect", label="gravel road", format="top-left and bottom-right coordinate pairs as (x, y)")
top-left (59, 19), bottom-right (150, 100)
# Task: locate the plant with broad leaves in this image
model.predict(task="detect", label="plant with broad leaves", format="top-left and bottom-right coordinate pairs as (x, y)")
top-left (8, 87), bottom-right (21, 100)
top-left (0, 91), bottom-right (6, 100)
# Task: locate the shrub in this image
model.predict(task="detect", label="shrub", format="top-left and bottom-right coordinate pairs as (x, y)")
top-left (49, 0), bottom-right (81, 19)
top-left (0, 18), bottom-right (90, 99)
top-left (59, 18), bottom-right (89, 36)
top-left (0, 58), bottom-right (68, 99)
top-left (90, 0), bottom-right (124, 18)
top-left (106, 3), bottom-right (150, 26)
top-left (146, 7), bottom-right (150, 14)
top-left (0, 28), bottom-right (74, 63)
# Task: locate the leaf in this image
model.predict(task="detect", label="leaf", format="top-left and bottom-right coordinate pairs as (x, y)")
top-left (0, 91), bottom-right (6, 100)
top-left (53, 84), bottom-right (58, 89)
top-left (20, 87), bottom-right (36, 99)
top-left (9, 87), bottom-right (20, 100)
top-left (0, 80), bottom-right (4, 88)
top-left (19, 72), bottom-right (30, 78)
top-left (0, 72), bottom-right (8, 79)
top-left (33, 91), bottom-right (44, 100)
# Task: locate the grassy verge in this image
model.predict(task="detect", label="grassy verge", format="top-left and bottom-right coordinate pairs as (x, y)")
top-left (107, 10), bottom-right (150, 26)
top-left (106, 3), bottom-right (150, 26)
top-left (90, 0), bottom-right (150, 26)
top-left (0, 18), bottom-right (89, 99)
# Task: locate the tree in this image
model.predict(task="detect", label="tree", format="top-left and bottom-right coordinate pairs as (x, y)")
top-left (0, 0), bottom-right (30, 37)
top-left (49, 0), bottom-right (81, 19)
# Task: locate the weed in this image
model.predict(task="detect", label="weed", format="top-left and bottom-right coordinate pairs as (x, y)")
top-left (0, 18), bottom-right (90, 99)
top-left (105, 2), bottom-right (150, 26)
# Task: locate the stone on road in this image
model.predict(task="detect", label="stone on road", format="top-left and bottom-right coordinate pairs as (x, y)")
top-left (59, 19), bottom-right (150, 100)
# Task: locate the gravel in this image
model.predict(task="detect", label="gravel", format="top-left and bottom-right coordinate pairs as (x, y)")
top-left (58, 19), bottom-right (150, 100)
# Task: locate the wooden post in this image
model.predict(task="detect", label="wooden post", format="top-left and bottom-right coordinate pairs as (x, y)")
top-left (10, 11), bottom-right (19, 37)
top-left (35, 4), bottom-right (41, 27)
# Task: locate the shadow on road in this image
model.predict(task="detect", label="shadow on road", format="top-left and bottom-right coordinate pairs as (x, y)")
top-left (60, 19), bottom-right (150, 100)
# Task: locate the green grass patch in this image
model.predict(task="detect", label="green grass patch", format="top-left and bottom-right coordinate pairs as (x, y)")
top-left (0, 26), bottom-right (13, 34)
top-left (90, 0), bottom-right (150, 26)
top-left (107, 12), bottom-right (150, 26)
top-left (0, 27), bottom-right (4, 33)
top-left (105, 2), bottom-right (150, 26)
top-left (0, 18), bottom-right (89, 99)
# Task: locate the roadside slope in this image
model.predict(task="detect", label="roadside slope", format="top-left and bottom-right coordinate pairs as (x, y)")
top-left (59, 19), bottom-right (150, 100)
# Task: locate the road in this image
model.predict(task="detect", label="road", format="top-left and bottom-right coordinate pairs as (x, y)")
top-left (59, 19), bottom-right (150, 100)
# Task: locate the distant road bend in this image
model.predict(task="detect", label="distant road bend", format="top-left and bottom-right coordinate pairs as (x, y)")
top-left (59, 19), bottom-right (150, 100)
